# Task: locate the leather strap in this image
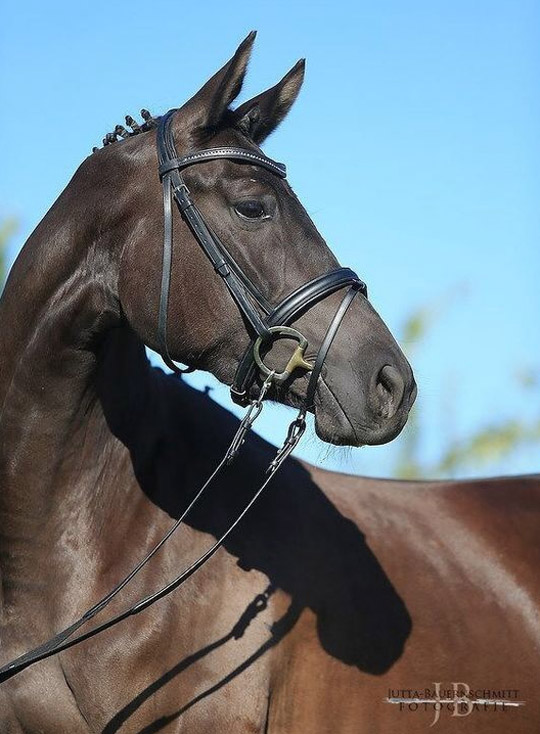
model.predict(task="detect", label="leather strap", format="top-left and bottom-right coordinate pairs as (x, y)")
top-left (159, 148), bottom-right (287, 179)
top-left (304, 284), bottom-right (360, 411)
top-left (157, 174), bottom-right (194, 374)
top-left (172, 182), bottom-right (270, 336)
top-left (266, 268), bottom-right (366, 327)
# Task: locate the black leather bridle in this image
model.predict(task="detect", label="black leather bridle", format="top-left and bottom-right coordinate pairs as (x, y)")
top-left (0, 110), bottom-right (369, 685)
top-left (155, 109), bottom-right (367, 409)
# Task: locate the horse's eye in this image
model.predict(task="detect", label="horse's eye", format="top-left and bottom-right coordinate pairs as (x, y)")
top-left (234, 200), bottom-right (268, 220)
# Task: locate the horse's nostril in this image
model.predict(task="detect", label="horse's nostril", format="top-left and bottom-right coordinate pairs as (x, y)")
top-left (374, 365), bottom-right (405, 420)
top-left (376, 376), bottom-right (392, 412)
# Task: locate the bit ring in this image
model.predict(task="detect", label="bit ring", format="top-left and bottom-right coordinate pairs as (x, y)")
top-left (253, 326), bottom-right (314, 385)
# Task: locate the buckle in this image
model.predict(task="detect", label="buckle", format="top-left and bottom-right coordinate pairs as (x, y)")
top-left (230, 384), bottom-right (249, 406)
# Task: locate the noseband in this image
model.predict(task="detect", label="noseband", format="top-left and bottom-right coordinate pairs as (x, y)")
top-left (156, 109), bottom-right (367, 409)
top-left (0, 110), bottom-right (369, 684)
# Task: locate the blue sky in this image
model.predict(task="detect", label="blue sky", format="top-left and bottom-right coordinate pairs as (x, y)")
top-left (1, 1), bottom-right (538, 478)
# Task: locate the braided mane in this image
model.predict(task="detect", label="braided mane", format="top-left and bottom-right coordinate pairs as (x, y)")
top-left (92, 109), bottom-right (160, 153)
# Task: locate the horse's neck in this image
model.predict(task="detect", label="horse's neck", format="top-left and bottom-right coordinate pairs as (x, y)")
top-left (1, 199), bottom-right (118, 449)
top-left (0, 184), bottom-right (126, 600)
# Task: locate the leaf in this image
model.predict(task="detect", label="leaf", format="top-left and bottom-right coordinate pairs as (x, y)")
top-left (435, 420), bottom-right (540, 475)
top-left (399, 283), bottom-right (467, 354)
top-left (0, 218), bottom-right (18, 290)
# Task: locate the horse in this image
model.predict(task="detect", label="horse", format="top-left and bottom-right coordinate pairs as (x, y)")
top-left (0, 30), bottom-right (418, 731)
top-left (1, 31), bottom-right (537, 733)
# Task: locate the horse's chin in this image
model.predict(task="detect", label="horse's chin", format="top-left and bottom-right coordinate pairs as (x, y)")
top-left (314, 409), bottom-right (408, 447)
top-left (314, 414), bottom-right (362, 447)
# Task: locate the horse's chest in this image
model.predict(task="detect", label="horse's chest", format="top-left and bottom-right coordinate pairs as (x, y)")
top-left (66, 553), bottom-right (286, 732)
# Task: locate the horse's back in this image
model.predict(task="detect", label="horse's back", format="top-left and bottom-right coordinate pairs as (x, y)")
top-left (272, 468), bottom-right (540, 732)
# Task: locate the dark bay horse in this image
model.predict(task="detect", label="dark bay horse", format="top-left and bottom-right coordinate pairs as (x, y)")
top-left (0, 31), bottom-right (537, 733)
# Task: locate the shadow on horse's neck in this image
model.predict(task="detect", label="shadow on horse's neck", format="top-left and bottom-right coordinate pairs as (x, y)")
top-left (96, 328), bottom-right (412, 677)
top-left (0, 227), bottom-right (412, 676)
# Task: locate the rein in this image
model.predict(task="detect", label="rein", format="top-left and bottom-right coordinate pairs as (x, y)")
top-left (0, 375), bottom-right (297, 683)
top-left (0, 110), bottom-right (367, 684)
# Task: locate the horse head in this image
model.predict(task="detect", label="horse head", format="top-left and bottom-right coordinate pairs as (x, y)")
top-left (92, 32), bottom-right (416, 446)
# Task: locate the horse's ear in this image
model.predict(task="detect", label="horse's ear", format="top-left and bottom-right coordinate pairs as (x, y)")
top-left (180, 31), bottom-right (256, 134)
top-left (233, 59), bottom-right (305, 144)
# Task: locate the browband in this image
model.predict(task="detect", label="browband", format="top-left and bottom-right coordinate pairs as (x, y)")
top-left (159, 148), bottom-right (287, 179)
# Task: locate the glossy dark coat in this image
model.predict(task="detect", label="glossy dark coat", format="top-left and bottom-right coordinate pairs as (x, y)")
top-left (1, 33), bottom-right (537, 734)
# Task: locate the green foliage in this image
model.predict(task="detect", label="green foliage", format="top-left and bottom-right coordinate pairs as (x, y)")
top-left (400, 284), bottom-right (467, 349)
top-left (0, 218), bottom-right (17, 290)
top-left (437, 420), bottom-right (540, 475)
top-left (393, 294), bottom-right (540, 479)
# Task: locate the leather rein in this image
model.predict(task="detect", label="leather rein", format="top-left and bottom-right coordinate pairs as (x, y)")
top-left (0, 110), bottom-right (367, 684)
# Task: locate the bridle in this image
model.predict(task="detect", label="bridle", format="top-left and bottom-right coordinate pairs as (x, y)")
top-left (0, 110), bottom-right (368, 684)
top-left (155, 109), bottom-right (367, 407)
